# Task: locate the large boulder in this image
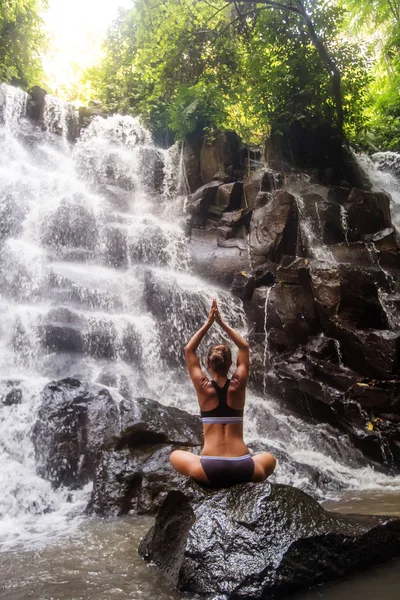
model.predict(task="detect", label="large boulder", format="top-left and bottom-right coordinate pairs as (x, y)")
top-left (249, 190), bottom-right (299, 262)
top-left (89, 445), bottom-right (201, 516)
top-left (32, 378), bottom-right (119, 488)
top-left (346, 189), bottom-right (392, 241)
top-left (89, 396), bottom-right (203, 515)
top-left (188, 229), bottom-right (255, 286)
top-left (118, 396), bottom-right (203, 448)
top-left (26, 86), bottom-right (47, 121)
top-left (187, 181), bottom-right (222, 228)
top-left (199, 131), bottom-right (240, 184)
top-left (139, 483), bottom-right (400, 598)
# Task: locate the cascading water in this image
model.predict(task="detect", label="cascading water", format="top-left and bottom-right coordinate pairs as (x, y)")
top-left (1, 84), bottom-right (400, 556)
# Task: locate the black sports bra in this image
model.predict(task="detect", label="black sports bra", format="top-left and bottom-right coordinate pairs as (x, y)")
top-left (200, 379), bottom-right (244, 424)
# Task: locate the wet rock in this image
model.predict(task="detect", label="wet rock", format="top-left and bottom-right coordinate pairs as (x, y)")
top-left (32, 378), bottom-right (119, 488)
top-left (187, 181), bottom-right (222, 228)
top-left (311, 266), bottom-right (389, 330)
top-left (372, 151), bottom-right (400, 179)
top-left (83, 317), bottom-right (118, 360)
top-left (330, 323), bottom-right (400, 379)
top-left (139, 483), bottom-right (400, 597)
top-left (128, 224), bottom-right (169, 266)
top-left (0, 381), bottom-right (23, 406)
top-left (188, 229), bottom-right (253, 286)
top-left (89, 397), bottom-right (202, 515)
top-left (138, 147), bottom-right (165, 192)
top-left (78, 104), bottom-right (107, 128)
top-left (26, 86), bottom-right (47, 121)
top-left (40, 194), bottom-right (98, 251)
top-left (89, 445), bottom-right (201, 516)
top-left (251, 278), bottom-right (319, 351)
top-left (199, 132), bottom-right (238, 184)
top-left (346, 380), bottom-right (400, 414)
top-left (39, 308), bottom-right (84, 353)
top-left (99, 184), bottom-right (133, 212)
top-left (183, 138), bottom-right (202, 192)
top-left (209, 182), bottom-right (243, 217)
top-left (346, 189), bottom-right (392, 242)
top-left (118, 396), bottom-right (203, 448)
top-left (104, 224), bottom-right (128, 268)
top-left (230, 272), bottom-right (256, 302)
top-left (330, 242), bottom-right (378, 267)
top-left (249, 190), bottom-right (298, 262)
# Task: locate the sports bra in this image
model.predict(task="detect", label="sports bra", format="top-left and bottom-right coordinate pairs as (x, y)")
top-left (200, 379), bottom-right (244, 424)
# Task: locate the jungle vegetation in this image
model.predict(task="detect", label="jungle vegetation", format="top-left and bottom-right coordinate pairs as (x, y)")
top-left (0, 0), bottom-right (399, 151)
top-left (0, 0), bottom-right (47, 87)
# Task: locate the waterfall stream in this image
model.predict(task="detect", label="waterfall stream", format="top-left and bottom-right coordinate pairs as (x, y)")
top-left (1, 83), bottom-right (400, 554)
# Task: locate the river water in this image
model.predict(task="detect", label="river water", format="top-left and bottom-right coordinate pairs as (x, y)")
top-left (1, 83), bottom-right (400, 598)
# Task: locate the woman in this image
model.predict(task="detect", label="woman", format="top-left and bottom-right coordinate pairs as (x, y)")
top-left (170, 299), bottom-right (276, 488)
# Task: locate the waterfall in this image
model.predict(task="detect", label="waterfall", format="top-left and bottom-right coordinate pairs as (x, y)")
top-left (295, 194), bottom-right (335, 263)
top-left (354, 151), bottom-right (400, 231)
top-left (1, 84), bottom-right (400, 550)
top-left (262, 286), bottom-right (272, 393)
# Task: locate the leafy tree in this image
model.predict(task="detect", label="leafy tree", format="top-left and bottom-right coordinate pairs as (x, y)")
top-left (0, 0), bottom-right (48, 87)
top-left (342, 0), bottom-right (400, 149)
top-left (87, 0), bottom-right (370, 144)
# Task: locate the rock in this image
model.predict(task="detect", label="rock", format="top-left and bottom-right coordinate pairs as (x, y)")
top-left (199, 132), bottom-right (237, 184)
top-left (311, 266), bottom-right (389, 330)
top-left (32, 378), bottom-right (119, 488)
top-left (220, 207), bottom-right (253, 228)
top-left (330, 242), bottom-right (378, 267)
top-left (251, 278), bottom-right (320, 351)
top-left (138, 147), bottom-right (165, 193)
top-left (89, 444), bottom-right (201, 516)
top-left (345, 380), bottom-right (400, 414)
top-left (183, 138), bottom-right (202, 192)
top-left (243, 171), bottom-right (263, 209)
top-left (78, 104), bottom-right (107, 128)
top-left (187, 181), bottom-right (222, 228)
top-left (372, 151), bottom-right (400, 179)
top-left (188, 229), bottom-right (254, 286)
top-left (139, 483), bottom-right (400, 597)
top-left (103, 224), bottom-right (128, 268)
top-left (330, 323), bottom-right (400, 379)
top-left (249, 190), bottom-right (299, 262)
top-left (39, 307), bottom-right (84, 353)
top-left (26, 86), bottom-right (47, 121)
top-left (117, 396), bottom-right (203, 448)
top-left (346, 189), bottom-right (392, 242)
top-left (208, 182), bottom-right (243, 217)
top-left (230, 272), bottom-right (256, 302)
top-left (40, 194), bottom-right (98, 252)
top-left (89, 397), bottom-right (202, 515)
top-left (0, 380), bottom-right (23, 406)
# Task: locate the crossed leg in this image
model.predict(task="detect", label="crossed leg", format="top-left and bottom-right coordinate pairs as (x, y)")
top-left (250, 452), bottom-right (277, 482)
top-left (169, 450), bottom-right (209, 484)
top-left (170, 449), bottom-right (276, 485)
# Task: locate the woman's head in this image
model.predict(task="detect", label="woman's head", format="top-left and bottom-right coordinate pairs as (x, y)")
top-left (207, 344), bottom-right (232, 374)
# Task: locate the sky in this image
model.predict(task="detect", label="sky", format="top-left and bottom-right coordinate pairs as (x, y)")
top-left (42, 0), bottom-right (133, 102)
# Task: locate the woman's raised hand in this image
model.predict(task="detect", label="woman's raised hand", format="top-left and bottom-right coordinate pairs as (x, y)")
top-left (213, 299), bottom-right (222, 324)
top-left (207, 299), bottom-right (216, 324)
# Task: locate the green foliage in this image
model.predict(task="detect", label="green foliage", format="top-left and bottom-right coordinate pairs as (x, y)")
top-left (86, 0), bottom-right (371, 144)
top-left (0, 0), bottom-right (48, 87)
top-left (341, 0), bottom-right (400, 150)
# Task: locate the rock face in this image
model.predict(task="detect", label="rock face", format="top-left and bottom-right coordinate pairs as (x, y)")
top-left (139, 483), bottom-right (400, 598)
top-left (183, 139), bottom-right (400, 471)
top-left (32, 378), bottom-right (119, 488)
top-left (31, 377), bottom-right (204, 512)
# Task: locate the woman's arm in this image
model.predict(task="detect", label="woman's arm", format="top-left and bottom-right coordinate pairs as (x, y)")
top-left (214, 302), bottom-right (249, 381)
top-left (184, 300), bottom-right (215, 389)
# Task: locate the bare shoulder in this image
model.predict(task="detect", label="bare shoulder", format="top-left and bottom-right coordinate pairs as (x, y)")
top-left (230, 373), bottom-right (247, 389)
